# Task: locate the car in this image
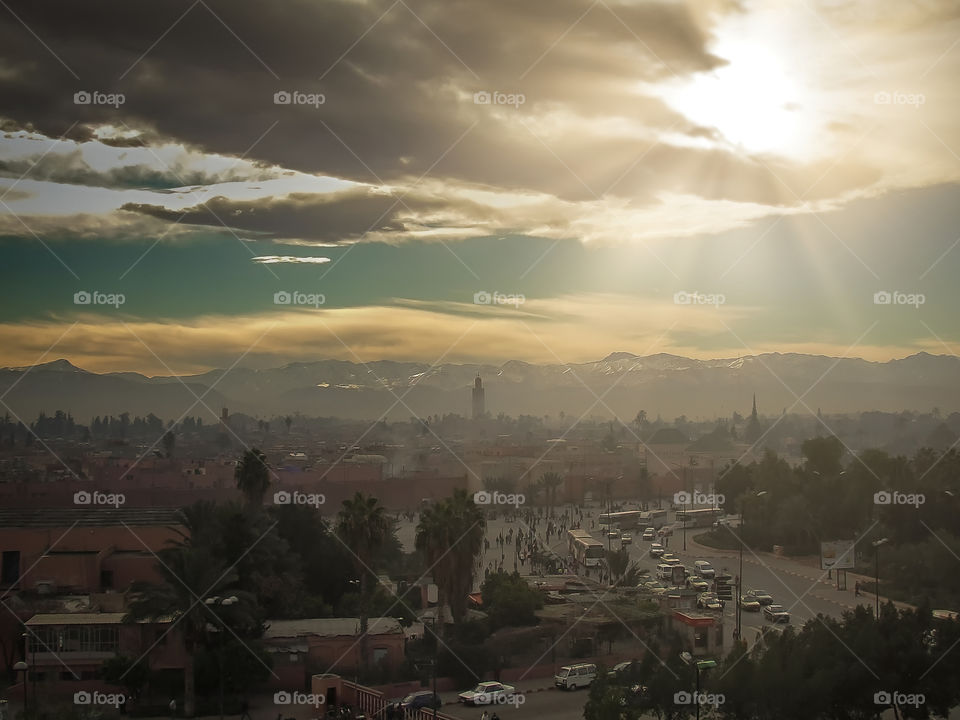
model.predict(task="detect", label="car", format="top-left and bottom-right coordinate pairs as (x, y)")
top-left (658, 525), bottom-right (675, 537)
top-left (609, 660), bottom-right (639, 679)
top-left (746, 589), bottom-right (774, 605)
top-left (693, 560), bottom-right (716, 579)
top-left (642, 527), bottom-right (656, 541)
top-left (458, 681), bottom-right (516, 705)
top-left (662, 555), bottom-right (681, 566)
top-left (607, 529), bottom-right (621, 539)
top-left (649, 543), bottom-right (664, 557)
top-left (763, 604), bottom-right (791, 623)
top-left (555, 663), bottom-right (598, 690)
top-left (698, 592), bottom-right (724, 611)
top-left (641, 580), bottom-right (668, 595)
top-left (400, 691), bottom-right (442, 712)
top-left (740, 594), bottom-right (762, 612)
top-left (621, 533), bottom-right (632, 545)
top-left (687, 577), bottom-right (710, 592)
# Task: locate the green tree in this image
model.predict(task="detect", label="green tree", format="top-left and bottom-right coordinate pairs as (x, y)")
top-left (125, 544), bottom-right (257, 718)
top-left (234, 448), bottom-right (271, 512)
top-left (336, 492), bottom-right (391, 674)
top-left (481, 570), bottom-right (543, 630)
top-left (416, 489), bottom-right (486, 634)
top-left (538, 471), bottom-right (564, 516)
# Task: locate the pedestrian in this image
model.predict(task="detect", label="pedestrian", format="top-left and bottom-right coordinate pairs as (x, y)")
top-left (239, 698), bottom-right (253, 720)
top-left (855, 581), bottom-right (861, 597)
top-left (481, 710), bottom-right (489, 720)
top-left (168, 699), bottom-right (177, 719)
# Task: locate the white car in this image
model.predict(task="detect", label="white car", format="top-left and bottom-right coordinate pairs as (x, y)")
top-left (649, 543), bottom-right (664, 557)
top-left (621, 533), bottom-right (632, 545)
top-left (642, 527), bottom-right (656, 541)
top-left (763, 604), bottom-right (791, 623)
top-left (458, 682), bottom-right (516, 705)
top-left (693, 560), bottom-right (715, 579)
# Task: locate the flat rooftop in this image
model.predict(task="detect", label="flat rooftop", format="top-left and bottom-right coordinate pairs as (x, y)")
top-left (0, 507), bottom-right (185, 529)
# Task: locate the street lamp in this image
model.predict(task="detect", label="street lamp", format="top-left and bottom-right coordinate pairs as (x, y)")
top-left (204, 596), bottom-right (238, 720)
top-left (13, 661), bottom-right (28, 717)
top-left (680, 652), bottom-right (716, 720)
top-left (735, 491), bottom-right (767, 641)
top-left (872, 538), bottom-right (889, 619)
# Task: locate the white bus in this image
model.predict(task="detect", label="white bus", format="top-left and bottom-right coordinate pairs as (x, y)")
top-left (675, 507), bottom-right (724, 528)
top-left (639, 508), bottom-right (669, 529)
top-left (597, 510), bottom-right (643, 528)
top-left (568, 529), bottom-right (605, 567)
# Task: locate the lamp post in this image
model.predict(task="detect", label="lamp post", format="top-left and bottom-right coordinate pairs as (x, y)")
top-left (872, 538), bottom-right (889, 619)
top-left (734, 491), bottom-right (766, 641)
top-left (13, 661), bottom-right (27, 718)
top-left (204, 595), bottom-right (238, 720)
top-left (680, 652), bottom-right (716, 720)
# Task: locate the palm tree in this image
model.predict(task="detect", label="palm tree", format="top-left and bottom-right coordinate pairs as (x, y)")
top-left (235, 448), bottom-right (271, 512)
top-left (538, 472), bottom-right (564, 517)
top-left (416, 489), bottom-right (486, 635)
top-left (336, 492), bottom-right (391, 674)
top-left (125, 544), bottom-right (255, 717)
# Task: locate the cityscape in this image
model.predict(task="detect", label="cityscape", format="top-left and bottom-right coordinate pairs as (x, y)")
top-left (1, 1), bottom-right (960, 720)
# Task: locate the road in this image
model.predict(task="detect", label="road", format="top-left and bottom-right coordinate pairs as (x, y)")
top-left (438, 687), bottom-right (586, 720)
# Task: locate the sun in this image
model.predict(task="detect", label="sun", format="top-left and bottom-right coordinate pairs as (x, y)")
top-left (661, 41), bottom-right (810, 157)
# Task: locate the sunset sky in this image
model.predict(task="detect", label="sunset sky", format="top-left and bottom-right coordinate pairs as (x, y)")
top-left (1, 0), bottom-right (959, 374)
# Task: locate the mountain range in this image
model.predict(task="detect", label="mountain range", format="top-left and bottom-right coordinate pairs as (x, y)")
top-left (1, 352), bottom-right (957, 423)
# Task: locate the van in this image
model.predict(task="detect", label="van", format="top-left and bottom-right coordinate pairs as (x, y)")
top-left (555, 663), bottom-right (597, 690)
top-left (694, 560), bottom-right (715, 579)
top-left (656, 563), bottom-right (674, 581)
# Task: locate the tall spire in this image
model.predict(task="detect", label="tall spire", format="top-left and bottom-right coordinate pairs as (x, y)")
top-left (751, 393), bottom-right (758, 420)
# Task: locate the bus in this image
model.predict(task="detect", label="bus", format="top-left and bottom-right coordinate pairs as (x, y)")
top-left (639, 508), bottom-right (669, 529)
top-left (568, 529), bottom-right (605, 567)
top-left (597, 510), bottom-right (643, 528)
top-left (675, 507), bottom-right (724, 528)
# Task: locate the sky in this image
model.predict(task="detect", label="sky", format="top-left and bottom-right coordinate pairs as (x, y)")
top-left (1, 0), bottom-right (959, 375)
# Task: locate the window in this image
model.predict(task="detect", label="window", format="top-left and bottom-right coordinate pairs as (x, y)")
top-left (33, 625), bottom-right (119, 654)
top-left (373, 647), bottom-right (388, 665)
top-left (694, 630), bottom-right (707, 648)
top-left (1, 551), bottom-right (20, 586)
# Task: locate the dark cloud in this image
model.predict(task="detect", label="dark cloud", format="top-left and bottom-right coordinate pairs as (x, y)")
top-left (122, 187), bottom-right (503, 244)
top-left (0, 0), bottom-right (733, 201)
top-left (0, 147), bottom-right (281, 190)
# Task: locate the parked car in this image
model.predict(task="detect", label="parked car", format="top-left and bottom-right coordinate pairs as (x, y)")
top-left (642, 527), bottom-right (656, 541)
top-left (687, 577), bottom-right (710, 592)
top-left (693, 560), bottom-right (716, 578)
top-left (763, 604), bottom-right (791, 623)
top-left (610, 660), bottom-right (639, 679)
top-left (698, 592), bottom-right (724, 611)
top-left (746, 589), bottom-right (774, 605)
top-left (649, 543), bottom-right (664, 558)
top-left (458, 682), bottom-right (516, 705)
top-left (740, 594), bottom-right (762, 611)
top-left (555, 663), bottom-right (598, 690)
top-left (400, 691), bottom-right (442, 712)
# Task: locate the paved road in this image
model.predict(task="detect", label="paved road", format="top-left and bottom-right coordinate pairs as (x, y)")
top-left (438, 687), bottom-right (587, 720)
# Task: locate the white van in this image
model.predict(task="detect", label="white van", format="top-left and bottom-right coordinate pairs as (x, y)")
top-left (694, 560), bottom-right (715, 579)
top-left (555, 663), bottom-right (597, 690)
top-left (656, 563), bottom-right (674, 581)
